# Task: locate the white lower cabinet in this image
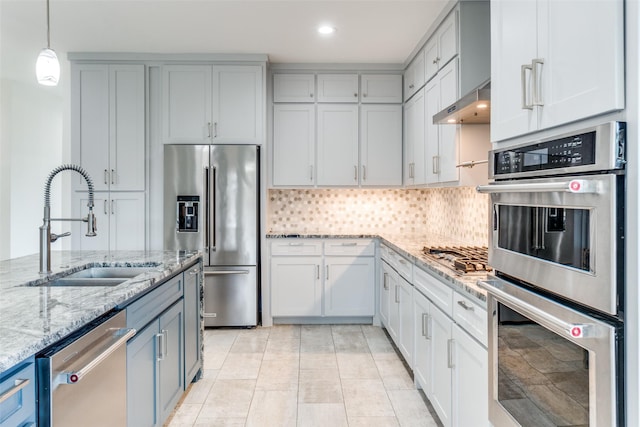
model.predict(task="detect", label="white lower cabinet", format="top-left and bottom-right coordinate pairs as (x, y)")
top-left (270, 239), bottom-right (375, 319)
top-left (379, 260), bottom-right (393, 328)
top-left (429, 301), bottom-right (453, 427)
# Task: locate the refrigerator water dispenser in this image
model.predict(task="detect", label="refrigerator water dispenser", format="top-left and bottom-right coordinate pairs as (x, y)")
top-left (177, 195), bottom-right (199, 232)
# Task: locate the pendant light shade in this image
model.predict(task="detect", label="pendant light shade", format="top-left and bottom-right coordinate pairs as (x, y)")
top-left (37, 0), bottom-right (59, 86)
top-left (36, 48), bottom-right (60, 86)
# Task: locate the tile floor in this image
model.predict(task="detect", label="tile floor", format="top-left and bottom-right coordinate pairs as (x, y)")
top-left (166, 324), bottom-right (440, 427)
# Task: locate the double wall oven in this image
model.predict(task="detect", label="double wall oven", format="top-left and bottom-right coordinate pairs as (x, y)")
top-left (477, 122), bottom-right (626, 426)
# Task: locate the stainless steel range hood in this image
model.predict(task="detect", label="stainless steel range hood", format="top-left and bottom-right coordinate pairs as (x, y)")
top-left (433, 80), bottom-right (490, 125)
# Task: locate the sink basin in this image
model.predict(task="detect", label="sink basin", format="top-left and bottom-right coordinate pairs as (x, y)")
top-left (30, 264), bottom-right (162, 287)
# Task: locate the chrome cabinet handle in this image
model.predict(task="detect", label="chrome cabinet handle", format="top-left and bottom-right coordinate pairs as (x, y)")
top-left (207, 122), bottom-right (212, 138)
top-left (341, 242), bottom-right (357, 247)
top-left (162, 329), bottom-right (168, 358)
top-left (447, 339), bottom-right (455, 368)
top-left (0, 378), bottom-right (30, 404)
top-left (204, 270), bottom-right (250, 276)
top-left (457, 300), bottom-right (474, 311)
top-left (395, 286), bottom-right (400, 303)
top-left (326, 265), bottom-right (329, 280)
top-left (103, 200), bottom-right (107, 215)
top-left (521, 63), bottom-right (533, 110)
top-left (398, 258), bottom-right (407, 265)
top-left (104, 169), bottom-right (108, 185)
top-left (111, 200), bottom-right (115, 215)
top-left (316, 265), bottom-right (320, 279)
top-left (532, 58), bottom-right (544, 106)
top-left (477, 179), bottom-right (598, 194)
top-left (63, 328), bottom-right (136, 383)
top-left (362, 165), bottom-right (366, 181)
top-left (421, 313), bottom-right (428, 337)
top-left (354, 165), bottom-right (358, 181)
top-left (214, 122), bottom-right (218, 138)
top-left (383, 272), bottom-right (389, 290)
top-left (156, 333), bottom-right (164, 361)
top-left (433, 156), bottom-right (440, 174)
top-left (288, 242), bottom-right (304, 246)
top-left (203, 166), bottom-right (209, 252)
top-left (111, 169), bottom-right (115, 185)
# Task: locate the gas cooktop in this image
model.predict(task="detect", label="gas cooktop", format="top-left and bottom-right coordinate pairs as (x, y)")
top-left (422, 246), bottom-right (492, 275)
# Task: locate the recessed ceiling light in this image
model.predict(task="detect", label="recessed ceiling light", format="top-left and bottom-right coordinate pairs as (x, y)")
top-left (477, 103), bottom-right (488, 109)
top-left (318, 25), bottom-right (336, 35)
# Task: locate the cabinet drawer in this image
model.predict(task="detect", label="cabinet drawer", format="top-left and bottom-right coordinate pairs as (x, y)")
top-left (386, 250), bottom-right (413, 282)
top-left (324, 239), bottom-right (374, 256)
top-left (271, 240), bottom-right (322, 256)
top-left (453, 293), bottom-right (487, 347)
top-left (413, 266), bottom-right (453, 317)
top-left (126, 273), bottom-right (184, 331)
top-left (0, 358), bottom-right (35, 426)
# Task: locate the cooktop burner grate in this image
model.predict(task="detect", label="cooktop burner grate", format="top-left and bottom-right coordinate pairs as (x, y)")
top-left (422, 246), bottom-right (492, 274)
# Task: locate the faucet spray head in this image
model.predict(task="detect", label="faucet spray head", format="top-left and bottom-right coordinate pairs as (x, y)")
top-left (86, 208), bottom-right (97, 237)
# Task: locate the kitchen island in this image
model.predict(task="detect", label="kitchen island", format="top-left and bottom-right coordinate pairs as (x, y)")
top-left (0, 250), bottom-right (201, 373)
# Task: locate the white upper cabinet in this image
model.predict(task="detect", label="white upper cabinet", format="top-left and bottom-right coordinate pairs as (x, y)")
top-left (404, 88), bottom-right (426, 186)
top-left (360, 104), bottom-right (403, 186)
top-left (273, 74), bottom-right (316, 102)
top-left (71, 64), bottom-right (145, 192)
top-left (317, 74), bottom-right (360, 103)
top-left (425, 10), bottom-right (458, 82)
top-left (272, 104), bottom-right (316, 186)
top-left (404, 51), bottom-right (426, 101)
top-left (317, 104), bottom-right (359, 186)
top-left (491, 0), bottom-right (624, 142)
top-left (425, 59), bottom-right (459, 184)
top-left (161, 64), bottom-right (264, 144)
top-left (360, 74), bottom-right (403, 104)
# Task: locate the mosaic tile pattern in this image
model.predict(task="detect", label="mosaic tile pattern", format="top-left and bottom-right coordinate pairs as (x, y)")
top-left (267, 187), bottom-right (489, 246)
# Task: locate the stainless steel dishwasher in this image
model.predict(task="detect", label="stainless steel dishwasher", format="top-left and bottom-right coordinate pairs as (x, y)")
top-left (36, 310), bottom-right (136, 426)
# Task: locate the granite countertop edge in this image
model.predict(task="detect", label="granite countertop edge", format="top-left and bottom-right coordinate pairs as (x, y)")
top-left (266, 233), bottom-right (489, 307)
top-left (0, 250), bottom-right (202, 373)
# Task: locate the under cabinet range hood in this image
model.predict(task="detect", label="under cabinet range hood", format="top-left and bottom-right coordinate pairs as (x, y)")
top-left (434, 80), bottom-right (490, 124)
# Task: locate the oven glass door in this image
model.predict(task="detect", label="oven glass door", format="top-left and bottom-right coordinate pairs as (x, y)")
top-left (481, 278), bottom-right (621, 427)
top-left (485, 173), bottom-right (621, 315)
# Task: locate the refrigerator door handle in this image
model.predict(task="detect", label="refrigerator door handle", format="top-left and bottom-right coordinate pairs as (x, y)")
top-left (204, 270), bottom-right (250, 276)
top-left (203, 166), bottom-right (210, 253)
top-left (211, 166), bottom-right (217, 252)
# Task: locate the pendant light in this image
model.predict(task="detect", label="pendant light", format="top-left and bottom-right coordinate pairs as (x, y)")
top-left (36, 0), bottom-right (60, 86)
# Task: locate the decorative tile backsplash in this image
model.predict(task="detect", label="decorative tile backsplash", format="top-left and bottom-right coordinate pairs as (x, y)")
top-left (267, 187), bottom-right (489, 246)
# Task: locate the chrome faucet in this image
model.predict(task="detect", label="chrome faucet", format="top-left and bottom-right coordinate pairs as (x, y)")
top-left (39, 164), bottom-right (97, 274)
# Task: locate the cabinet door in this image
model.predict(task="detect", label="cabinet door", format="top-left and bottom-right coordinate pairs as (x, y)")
top-left (273, 104), bottom-right (315, 186)
top-left (404, 51), bottom-right (426, 101)
top-left (72, 64), bottom-right (109, 191)
top-left (110, 192), bottom-right (146, 251)
top-left (360, 74), bottom-right (402, 103)
top-left (452, 324), bottom-right (489, 427)
top-left (317, 104), bottom-right (359, 186)
top-left (424, 78), bottom-right (440, 185)
top-left (397, 276), bottom-right (414, 367)
top-left (430, 304), bottom-right (453, 427)
top-left (537, 0), bottom-right (624, 131)
top-left (317, 74), bottom-right (359, 103)
top-left (437, 10), bottom-right (458, 71)
top-left (184, 265), bottom-right (202, 385)
top-left (379, 261), bottom-right (393, 327)
top-left (387, 269), bottom-right (400, 341)
top-left (413, 289), bottom-right (431, 393)
top-left (158, 301), bottom-right (185, 424)
top-left (490, 0), bottom-right (538, 142)
top-left (273, 74), bottom-right (315, 102)
top-left (0, 358), bottom-right (36, 427)
top-left (161, 65), bottom-right (212, 144)
top-left (324, 256), bottom-right (375, 316)
top-left (109, 64), bottom-right (145, 191)
top-left (271, 257), bottom-right (322, 316)
top-left (436, 59), bottom-right (459, 183)
top-left (127, 320), bottom-right (160, 427)
top-left (424, 36), bottom-right (439, 84)
top-left (212, 65), bottom-right (263, 144)
top-left (360, 104), bottom-right (402, 186)
top-left (72, 194), bottom-right (109, 251)
top-left (403, 88), bottom-right (425, 186)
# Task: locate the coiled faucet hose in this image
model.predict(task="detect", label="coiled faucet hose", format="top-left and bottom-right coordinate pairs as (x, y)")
top-left (43, 164), bottom-right (95, 208)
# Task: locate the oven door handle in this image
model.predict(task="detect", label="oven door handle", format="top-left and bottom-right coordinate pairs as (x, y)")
top-left (476, 179), bottom-right (598, 194)
top-left (478, 280), bottom-right (595, 339)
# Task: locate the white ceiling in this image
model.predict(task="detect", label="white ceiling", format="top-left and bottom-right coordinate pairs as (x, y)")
top-left (1, 0), bottom-right (449, 76)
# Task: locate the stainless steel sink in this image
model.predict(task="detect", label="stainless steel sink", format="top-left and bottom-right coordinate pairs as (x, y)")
top-left (32, 264), bottom-right (162, 287)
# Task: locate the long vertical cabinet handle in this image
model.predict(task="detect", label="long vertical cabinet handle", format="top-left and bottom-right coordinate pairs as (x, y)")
top-left (156, 333), bottom-right (165, 361)
top-left (207, 122), bottom-right (212, 138)
top-left (383, 272), bottom-right (388, 290)
top-left (395, 286), bottom-right (400, 303)
top-left (447, 339), bottom-right (455, 368)
top-left (162, 329), bottom-right (168, 358)
top-left (432, 156), bottom-right (440, 175)
top-left (354, 165), bottom-right (358, 181)
top-left (211, 166), bottom-right (217, 251)
top-left (326, 265), bottom-right (329, 280)
top-left (316, 265), bottom-right (320, 280)
top-left (104, 169), bottom-right (108, 185)
top-left (521, 64), bottom-right (534, 110)
top-left (111, 169), bottom-right (115, 185)
top-left (111, 200), bottom-right (115, 215)
top-left (532, 58), bottom-right (545, 106)
top-left (103, 200), bottom-right (108, 215)
top-left (362, 165), bottom-right (367, 181)
top-left (203, 166), bottom-right (210, 253)
top-left (421, 313), bottom-right (428, 337)
top-left (214, 122), bottom-right (218, 138)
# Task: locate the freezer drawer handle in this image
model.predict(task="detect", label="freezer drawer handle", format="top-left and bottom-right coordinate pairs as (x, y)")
top-left (0, 378), bottom-right (31, 404)
top-left (61, 327), bottom-right (136, 384)
top-left (204, 270), bottom-right (250, 276)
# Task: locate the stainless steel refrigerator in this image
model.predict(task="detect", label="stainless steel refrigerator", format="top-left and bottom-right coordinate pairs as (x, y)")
top-left (164, 144), bottom-right (259, 327)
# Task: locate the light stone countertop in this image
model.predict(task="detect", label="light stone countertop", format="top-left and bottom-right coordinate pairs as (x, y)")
top-left (266, 232), bottom-right (489, 306)
top-left (0, 250), bottom-right (201, 373)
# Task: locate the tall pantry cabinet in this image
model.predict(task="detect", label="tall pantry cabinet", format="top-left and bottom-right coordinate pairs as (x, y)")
top-left (70, 63), bottom-right (146, 251)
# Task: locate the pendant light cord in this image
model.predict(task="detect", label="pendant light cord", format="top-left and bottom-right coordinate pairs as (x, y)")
top-left (46, 0), bottom-right (51, 48)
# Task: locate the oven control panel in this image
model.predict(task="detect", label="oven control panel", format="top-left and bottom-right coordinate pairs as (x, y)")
top-left (491, 121), bottom-right (626, 178)
top-left (494, 132), bottom-right (596, 175)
